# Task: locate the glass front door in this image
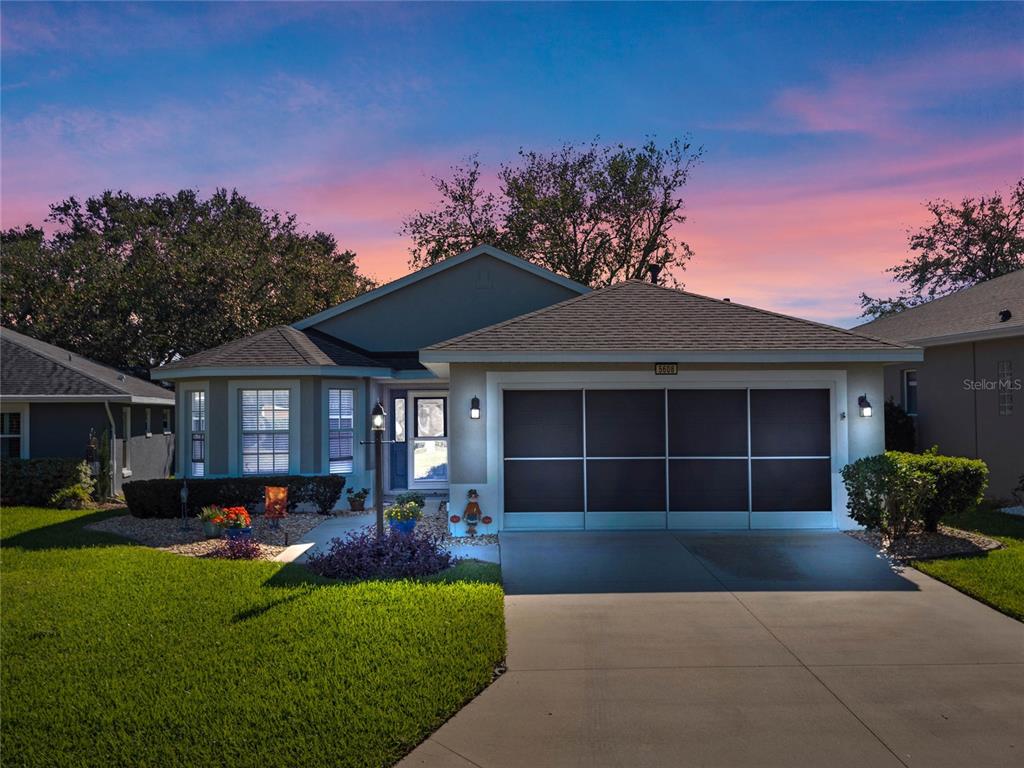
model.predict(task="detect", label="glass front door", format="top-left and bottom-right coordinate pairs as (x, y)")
top-left (407, 391), bottom-right (448, 488)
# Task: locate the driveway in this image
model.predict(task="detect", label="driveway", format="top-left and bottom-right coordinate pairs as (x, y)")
top-left (401, 531), bottom-right (1024, 768)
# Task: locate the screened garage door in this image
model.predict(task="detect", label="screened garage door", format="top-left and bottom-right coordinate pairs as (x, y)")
top-left (502, 388), bottom-right (833, 530)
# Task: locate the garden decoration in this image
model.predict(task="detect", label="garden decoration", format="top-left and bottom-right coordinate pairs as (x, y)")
top-left (198, 505), bottom-right (224, 538)
top-left (463, 488), bottom-right (481, 536)
top-left (264, 486), bottom-right (288, 529)
top-left (385, 500), bottom-right (422, 535)
top-left (179, 481), bottom-right (190, 532)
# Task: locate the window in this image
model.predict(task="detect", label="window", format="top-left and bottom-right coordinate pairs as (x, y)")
top-left (393, 397), bottom-right (406, 442)
top-left (328, 388), bottom-right (355, 474)
top-left (162, 408), bottom-right (172, 435)
top-left (1, 411), bottom-right (23, 459)
top-left (121, 407), bottom-right (132, 475)
top-left (903, 370), bottom-right (918, 416)
top-left (145, 408), bottom-right (152, 437)
top-left (998, 360), bottom-right (1013, 416)
top-left (241, 389), bottom-right (289, 475)
top-left (190, 391), bottom-right (206, 477)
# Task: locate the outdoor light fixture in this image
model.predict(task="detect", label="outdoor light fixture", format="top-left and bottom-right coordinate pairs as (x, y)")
top-left (371, 401), bottom-right (387, 432)
top-left (858, 394), bottom-right (873, 418)
top-left (470, 396), bottom-right (481, 419)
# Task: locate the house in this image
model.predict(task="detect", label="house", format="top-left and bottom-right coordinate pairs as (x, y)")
top-left (0, 328), bottom-right (176, 493)
top-left (856, 270), bottom-right (1024, 499)
top-left (152, 245), bottom-right (922, 532)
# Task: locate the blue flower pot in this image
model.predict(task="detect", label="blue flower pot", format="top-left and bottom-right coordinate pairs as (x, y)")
top-left (390, 518), bottom-right (416, 535)
top-left (225, 527), bottom-right (252, 541)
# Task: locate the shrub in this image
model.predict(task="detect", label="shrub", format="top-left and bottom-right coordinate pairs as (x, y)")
top-left (123, 475), bottom-right (346, 519)
top-left (890, 449), bottom-right (988, 531)
top-left (884, 398), bottom-right (916, 452)
top-left (48, 484), bottom-right (94, 510)
top-left (842, 453), bottom-right (936, 546)
top-left (385, 501), bottom-right (423, 523)
top-left (306, 527), bottom-right (453, 581)
top-left (208, 538), bottom-right (263, 560)
top-left (394, 491), bottom-right (426, 507)
top-left (0, 458), bottom-right (95, 507)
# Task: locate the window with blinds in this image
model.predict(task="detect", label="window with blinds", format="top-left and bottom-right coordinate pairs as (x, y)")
top-left (241, 389), bottom-right (290, 475)
top-left (328, 388), bottom-right (355, 474)
top-left (190, 391), bottom-right (206, 477)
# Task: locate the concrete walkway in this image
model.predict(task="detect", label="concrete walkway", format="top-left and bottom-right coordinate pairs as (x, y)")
top-left (400, 531), bottom-right (1024, 768)
top-left (273, 513), bottom-right (500, 564)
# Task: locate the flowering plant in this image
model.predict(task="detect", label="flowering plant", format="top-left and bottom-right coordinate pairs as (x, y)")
top-left (198, 505), bottom-right (222, 523)
top-left (211, 506), bottom-right (251, 529)
top-left (385, 500), bottom-right (423, 523)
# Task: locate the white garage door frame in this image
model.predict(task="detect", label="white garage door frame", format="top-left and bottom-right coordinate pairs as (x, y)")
top-left (487, 369), bottom-right (849, 531)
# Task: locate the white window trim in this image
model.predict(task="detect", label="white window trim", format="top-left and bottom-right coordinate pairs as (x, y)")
top-left (228, 379), bottom-right (301, 476)
top-left (0, 402), bottom-right (30, 459)
top-left (162, 408), bottom-right (172, 435)
top-left (121, 406), bottom-right (133, 477)
top-left (322, 384), bottom-right (358, 476)
top-left (902, 369), bottom-right (918, 416)
top-left (178, 383), bottom-right (210, 479)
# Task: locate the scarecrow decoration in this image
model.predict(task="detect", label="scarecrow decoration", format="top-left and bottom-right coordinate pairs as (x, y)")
top-left (463, 489), bottom-right (482, 536)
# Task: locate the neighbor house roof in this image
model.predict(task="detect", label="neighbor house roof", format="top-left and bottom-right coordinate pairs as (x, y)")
top-left (291, 244), bottom-right (589, 330)
top-left (422, 280), bottom-right (920, 364)
top-left (150, 325), bottom-right (419, 378)
top-left (855, 270), bottom-right (1024, 346)
top-left (1, 328), bottom-right (174, 402)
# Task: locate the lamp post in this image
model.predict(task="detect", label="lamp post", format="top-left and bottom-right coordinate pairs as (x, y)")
top-left (370, 401), bottom-right (387, 538)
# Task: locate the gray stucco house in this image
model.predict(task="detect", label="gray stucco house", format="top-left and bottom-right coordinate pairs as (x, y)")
top-left (1, 328), bottom-right (175, 494)
top-left (153, 245), bottom-right (922, 533)
top-left (857, 270), bottom-right (1023, 499)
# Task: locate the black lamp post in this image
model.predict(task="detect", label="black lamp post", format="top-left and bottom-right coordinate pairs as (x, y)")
top-left (370, 401), bottom-right (387, 537)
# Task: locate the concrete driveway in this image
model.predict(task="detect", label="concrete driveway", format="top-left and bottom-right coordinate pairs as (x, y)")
top-left (401, 531), bottom-right (1024, 768)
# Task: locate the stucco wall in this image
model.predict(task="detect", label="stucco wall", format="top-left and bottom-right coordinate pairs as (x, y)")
top-left (310, 254), bottom-right (582, 351)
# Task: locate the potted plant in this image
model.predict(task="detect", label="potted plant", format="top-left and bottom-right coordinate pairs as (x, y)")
top-left (385, 500), bottom-right (422, 535)
top-left (347, 487), bottom-right (369, 512)
top-left (198, 505), bottom-right (224, 538)
top-left (220, 506), bottom-right (253, 541)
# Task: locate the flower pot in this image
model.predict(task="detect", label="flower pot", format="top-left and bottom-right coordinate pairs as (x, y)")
top-left (389, 518), bottom-right (416, 535)
top-left (349, 499), bottom-right (365, 512)
top-left (225, 526), bottom-right (252, 541)
top-left (202, 520), bottom-right (222, 539)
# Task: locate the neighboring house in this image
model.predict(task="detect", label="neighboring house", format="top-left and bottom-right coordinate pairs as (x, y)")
top-left (1, 328), bottom-right (175, 494)
top-left (856, 270), bottom-right (1024, 499)
top-left (152, 244), bottom-right (921, 532)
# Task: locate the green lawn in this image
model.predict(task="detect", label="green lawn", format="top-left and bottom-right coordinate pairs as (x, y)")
top-left (0, 507), bottom-right (505, 768)
top-left (914, 506), bottom-right (1024, 622)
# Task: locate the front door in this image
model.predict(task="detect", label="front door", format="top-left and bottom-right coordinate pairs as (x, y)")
top-left (407, 391), bottom-right (449, 489)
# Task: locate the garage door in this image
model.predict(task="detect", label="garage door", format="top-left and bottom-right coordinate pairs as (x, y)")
top-left (502, 388), bottom-right (833, 530)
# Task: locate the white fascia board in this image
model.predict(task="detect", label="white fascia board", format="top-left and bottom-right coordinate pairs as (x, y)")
top-left (292, 245), bottom-right (589, 330)
top-left (907, 325), bottom-right (1024, 347)
top-left (419, 348), bottom-right (924, 364)
top-left (152, 365), bottom-right (392, 380)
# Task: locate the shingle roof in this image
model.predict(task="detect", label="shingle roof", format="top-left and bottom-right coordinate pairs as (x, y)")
top-left (157, 325), bottom-right (385, 371)
top-left (855, 270), bottom-right (1024, 344)
top-left (1, 328), bottom-right (174, 400)
top-left (425, 280), bottom-right (915, 357)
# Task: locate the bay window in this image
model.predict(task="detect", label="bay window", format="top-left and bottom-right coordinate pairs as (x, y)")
top-left (241, 389), bottom-right (290, 474)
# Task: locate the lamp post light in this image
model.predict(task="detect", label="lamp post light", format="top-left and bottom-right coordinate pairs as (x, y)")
top-left (369, 401), bottom-right (388, 537)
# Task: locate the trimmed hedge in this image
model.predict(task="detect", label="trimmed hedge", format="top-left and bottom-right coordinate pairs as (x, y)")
top-left (123, 475), bottom-right (346, 518)
top-left (889, 449), bottom-right (988, 531)
top-left (0, 458), bottom-right (95, 507)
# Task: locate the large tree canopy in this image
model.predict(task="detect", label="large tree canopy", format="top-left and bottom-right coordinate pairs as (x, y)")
top-left (1, 189), bottom-right (373, 372)
top-left (401, 138), bottom-right (703, 287)
top-left (860, 179), bottom-right (1024, 319)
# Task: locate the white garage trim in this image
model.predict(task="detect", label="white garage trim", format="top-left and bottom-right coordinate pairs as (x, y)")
top-left (485, 369), bottom-right (850, 531)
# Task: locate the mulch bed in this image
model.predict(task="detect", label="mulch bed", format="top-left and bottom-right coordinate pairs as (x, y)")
top-left (86, 513), bottom-right (325, 561)
top-left (846, 524), bottom-right (1003, 564)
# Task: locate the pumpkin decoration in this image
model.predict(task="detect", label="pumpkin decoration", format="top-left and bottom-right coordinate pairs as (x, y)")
top-left (449, 515), bottom-right (462, 524)
top-left (481, 516), bottom-right (493, 525)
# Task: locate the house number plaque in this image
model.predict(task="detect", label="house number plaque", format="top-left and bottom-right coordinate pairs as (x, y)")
top-left (654, 363), bottom-right (678, 375)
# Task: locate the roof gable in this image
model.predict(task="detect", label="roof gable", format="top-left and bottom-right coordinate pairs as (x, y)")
top-left (423, 280), bottom-right (918, 363)
top-left (855, 270), bottom-right (1024, 344)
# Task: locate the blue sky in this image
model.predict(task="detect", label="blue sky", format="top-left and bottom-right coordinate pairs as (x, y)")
top-left (3, 2), bottom-right (1022, 325)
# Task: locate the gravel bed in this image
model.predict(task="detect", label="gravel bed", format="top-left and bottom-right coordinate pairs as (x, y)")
top-left (86, 513), bottom-right (324, 560)
top-left (417, 500), bottom-right (498, 546)
top-left (846, 524), bottom-right (1002, 564)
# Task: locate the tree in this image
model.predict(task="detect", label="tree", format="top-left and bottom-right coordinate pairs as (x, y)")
top-left (860, 179), bottom-right (1024, 318)
top-left (401, 138), bottom-right (703, 287)
top-left (1, 189), bottom-right (374, 372)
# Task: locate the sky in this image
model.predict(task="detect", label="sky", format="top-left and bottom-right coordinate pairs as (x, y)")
top-left (2, 2), bottom-right (1022, 328)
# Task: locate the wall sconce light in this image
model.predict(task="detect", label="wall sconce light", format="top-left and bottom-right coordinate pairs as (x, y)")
top-left (857, 395), bottom-right (873, 418)
top-left (371, 400), bottom-right (387, 432)
top-left (470, 396), bottom-right (481, 420)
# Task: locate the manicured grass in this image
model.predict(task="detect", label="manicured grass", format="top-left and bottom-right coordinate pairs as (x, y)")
top-left (914, 505), bottom-right (1024, 622)
top-left (1, 507), bottom-right (505, 767)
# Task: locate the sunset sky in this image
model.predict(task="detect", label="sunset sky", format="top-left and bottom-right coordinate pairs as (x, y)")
top-left (2, 2), bottom-right (1022, 327)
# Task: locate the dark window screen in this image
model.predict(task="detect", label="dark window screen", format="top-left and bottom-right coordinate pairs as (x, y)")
top-left (750, 389), bottom-right (830, 457)
top-left (752, 459), bottom-right (831, 511)
top-left (503, 390), bottom-right (582, 458)
top-left (668, 390), bottom-right (747, 457)
top-left (669, 459), bottom-right (748, 512)
top-left (585, 389), bottom-right (665, 457)
top-left (586, 459), bottom-right (665, 512)
top-left (504, 460), bottom-right (583, 512)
